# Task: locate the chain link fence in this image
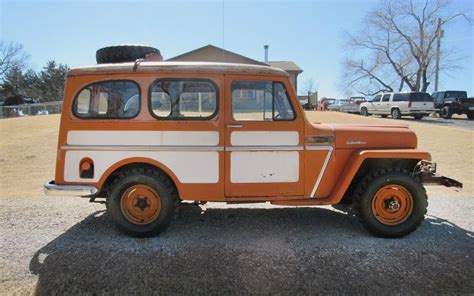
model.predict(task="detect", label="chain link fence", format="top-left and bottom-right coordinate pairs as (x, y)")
top-left (0, 101), bottom-right (63, 119)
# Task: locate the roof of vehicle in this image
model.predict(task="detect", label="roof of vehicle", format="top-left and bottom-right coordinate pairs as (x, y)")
top-left (68, 61), bottom-right (289, 77)
top-left (432, 90), bottom-right (466, 93)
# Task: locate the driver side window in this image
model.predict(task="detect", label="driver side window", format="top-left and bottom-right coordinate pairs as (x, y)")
top-left (231, 80), bottom-right (295, 121)
top-left (372, 95), bottom-right (381, 102)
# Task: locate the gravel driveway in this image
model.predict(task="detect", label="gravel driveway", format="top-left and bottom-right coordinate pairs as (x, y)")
top-left (1, 188), bottom-right (473, 294)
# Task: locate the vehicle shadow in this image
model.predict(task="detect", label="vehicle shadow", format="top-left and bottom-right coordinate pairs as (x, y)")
top-left (29, 204), bottom-right (474, 294)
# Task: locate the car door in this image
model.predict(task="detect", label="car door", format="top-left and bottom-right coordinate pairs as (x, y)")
top-left (369, 95), bottom-right (381, 113)
top-left (224, 75), bottom-right (305, 197)
top-left (379, 94), bottom-right (392, 114)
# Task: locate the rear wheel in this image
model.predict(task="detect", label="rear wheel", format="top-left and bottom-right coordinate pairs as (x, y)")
top-left (354, 168), bottom-right (427, 238)
top-left (391, 108), bottom-right (402, 119)
top-left (360, 107), bottom-right (369, 116)
top-left (107, 168), bottom-right (179, 237)
top-left (440, 106), bottom-right (452, 119)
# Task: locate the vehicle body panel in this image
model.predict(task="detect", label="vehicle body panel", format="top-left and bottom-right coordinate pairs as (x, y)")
top-left (432, 90), bottom-right (474, 115)
top-left (360, 92), bottom-right (435, 117)
top-left (48, 62), bottom-right (444, 205)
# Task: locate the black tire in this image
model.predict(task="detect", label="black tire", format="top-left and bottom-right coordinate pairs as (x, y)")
top-left (96, 45), bottom-right (160, 64)
top-left (440, 106), bottom-right (452, 119)
top-left (391, 108), bottom-right (401, 119)
top-left (381, 115), bottom-right (388, 118)
top-left (467, 112), bottom-right (474, 120)
top-left (413, 114), bottom-right (423, 120)
top-left (354, 168), bottom-right (427, 238)
top-left (360, 107), bottom-right (369, 116)
top-left (106, 168), bottom-right (179, 237)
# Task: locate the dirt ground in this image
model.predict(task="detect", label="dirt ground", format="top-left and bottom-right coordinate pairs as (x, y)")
top-left (1, 112), bottom-right (472, 197)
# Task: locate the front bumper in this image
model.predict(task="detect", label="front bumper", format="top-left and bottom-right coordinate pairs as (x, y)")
top-left (44, 181), bottom-right (99, 197)
top-left (417, 161), bottom-right (463, 188)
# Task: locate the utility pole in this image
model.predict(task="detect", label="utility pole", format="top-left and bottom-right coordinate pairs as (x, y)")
top-left (434, 18), bottom-right (443, 91)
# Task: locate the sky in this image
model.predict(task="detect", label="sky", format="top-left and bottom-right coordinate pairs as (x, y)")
top-left (1, 0), bottom-right (473, 98)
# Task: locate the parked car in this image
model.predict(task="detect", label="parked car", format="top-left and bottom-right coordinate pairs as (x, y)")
top-left (318, 98), bottom-right (335, 110)
top-left (327, 99), bottom-right (359, 113)
top-left (44, 45), bottom-right (461, 238)
top-left (360, 92), bottom-right (435, 119)
top-left (349, 96), bottom-right (367, 105)
top-left (431, 90), bottom-right (474, 120)
top-left (298, 96), bottom-right (310, 110)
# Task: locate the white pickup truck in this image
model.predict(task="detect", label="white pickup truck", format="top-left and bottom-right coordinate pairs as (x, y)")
top-left (360, 92), bottom-right (435, 120)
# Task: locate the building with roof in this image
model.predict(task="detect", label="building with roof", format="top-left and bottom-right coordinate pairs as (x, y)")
top-left (167, 44), bottom-right (303, 93)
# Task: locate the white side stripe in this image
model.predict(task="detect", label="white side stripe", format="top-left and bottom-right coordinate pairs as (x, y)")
top-left (231, 131), bottom-right (299, 146)
top-left (309, 146), bottom-right (334, 198)
top-left (67, 131), bottom-right (219, 146)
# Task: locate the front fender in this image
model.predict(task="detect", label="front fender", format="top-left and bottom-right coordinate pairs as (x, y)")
top-left (328, 149), bottom-right (431, 204)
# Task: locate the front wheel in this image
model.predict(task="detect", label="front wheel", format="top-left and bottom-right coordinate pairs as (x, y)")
top-left (354, 168), bottom-right (427, 238)
top-left (360, 107), bottom-right (369, 116)
top-left (440, 106), bottom-right (452, 119)
top-left (107, 168), bottom-right (179, 237)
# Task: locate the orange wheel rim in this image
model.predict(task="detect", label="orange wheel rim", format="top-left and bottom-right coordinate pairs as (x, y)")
top-left (120, 185), bottom-right (161, 225)
top-left (371, 184), bottom-right (414, 225)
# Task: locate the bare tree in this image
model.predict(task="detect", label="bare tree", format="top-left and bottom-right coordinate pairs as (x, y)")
top-left (0, 41), bottom-right (29, 77)
top-left (300, 78), bottom-right (317, 95)
top-left (342, 0), bottom-right (471, 95)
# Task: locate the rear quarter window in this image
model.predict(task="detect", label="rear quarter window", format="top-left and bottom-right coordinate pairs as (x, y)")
top-left (73, 80), bottom-right (140, 119)
top-left (149, 79), bottom-right (218, 120)
top-left (409, 93), bottom-right (433, 102)
top-left (393, 94), bottom-right (409, 102)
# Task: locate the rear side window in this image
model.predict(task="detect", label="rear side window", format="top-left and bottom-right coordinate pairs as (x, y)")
top-left (149, 79), bottom-right (218, 119)
top-left (382, 94), bottom-right (391, 102)
top-left (409, 93), bottom-right (433, 102)
top-left (231, 80), bottom-right (295, 121)
top-left (73, 80), bottom-right (140, 119)
top-left (393, 93), bottom-right (409, 102)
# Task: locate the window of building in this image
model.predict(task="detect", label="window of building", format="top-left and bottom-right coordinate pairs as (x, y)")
top-left (73, 80), bottom-right (140, 119)
top-left (231, 80), bottom-right (295, 121)
top-left (149, 79), bottom-right (217, 119)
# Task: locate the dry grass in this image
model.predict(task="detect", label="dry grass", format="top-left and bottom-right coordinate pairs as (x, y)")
top-left (0, 112), bottom-right (472, 198)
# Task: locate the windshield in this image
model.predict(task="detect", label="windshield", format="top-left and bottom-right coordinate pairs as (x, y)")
top-left (445, 91), bottom-right (467, 99)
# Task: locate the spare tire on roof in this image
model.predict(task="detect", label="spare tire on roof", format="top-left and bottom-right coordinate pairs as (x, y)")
top-left (96, 45), bottom-right (161, 64)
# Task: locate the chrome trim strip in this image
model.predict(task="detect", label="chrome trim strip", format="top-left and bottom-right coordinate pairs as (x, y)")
top-left (226, 146), bottom-right (304, 151)
top-left (305, 145), bottom-right (334, 151)
top-left (62, 145), bottom-right (310, 152)
top-left (62, 145), bottom-right (224, 152)
top-left (44, 181), bottom-right (98, 197)
top-left (310, 146), bottom-right (334, 198)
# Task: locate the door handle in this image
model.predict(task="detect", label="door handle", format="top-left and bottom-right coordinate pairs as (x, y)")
top-left (227, 124), bottom-right (243, 128)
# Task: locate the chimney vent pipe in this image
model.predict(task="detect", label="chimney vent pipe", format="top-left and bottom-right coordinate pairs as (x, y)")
top-left (264, 45), bottom-right (269, 63)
